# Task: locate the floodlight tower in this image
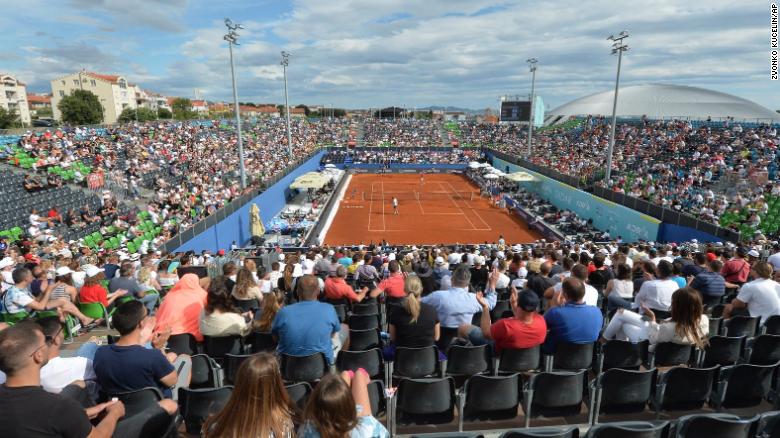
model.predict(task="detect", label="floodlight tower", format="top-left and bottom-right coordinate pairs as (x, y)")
top-left (224, 18), bottom-right (246, 188)
top-left (605, 30), bottom-right (629, 185)
top-left (281, 51), bottom-right (293, 158)
top-left (526, 58), bottom-right (537, 157)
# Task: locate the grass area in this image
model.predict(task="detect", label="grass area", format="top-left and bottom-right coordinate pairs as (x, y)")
top-left (443, 121), bottom-right (461, 136)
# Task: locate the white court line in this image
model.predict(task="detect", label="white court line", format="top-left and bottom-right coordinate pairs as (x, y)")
top-left (447, 181), bottom-right (492, 230)
top-left (438, 181), bottom-right (477, 230)
top-left (381, 179), bottom-right (387, 231)
top-left (367, 182), bottom-right (374, 231)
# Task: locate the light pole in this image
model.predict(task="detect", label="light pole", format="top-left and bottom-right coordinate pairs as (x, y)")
top-left (605, 30), bottom-right (629, 185)
top-left (224, 18), bottom-right (246, 189)
top-left (281, 51), bottom-right (293, 158)
top-left (526, 58), bottom-right (537, 157)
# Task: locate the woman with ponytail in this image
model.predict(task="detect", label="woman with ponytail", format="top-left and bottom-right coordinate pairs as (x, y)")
top-left (385, 276), bottom-right (440, 359)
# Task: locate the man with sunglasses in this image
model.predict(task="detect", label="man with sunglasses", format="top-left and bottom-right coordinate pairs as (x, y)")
top-left (0, 320), bottom-right (125, 438)
top-left (36, 317), bottom-right (98, 397)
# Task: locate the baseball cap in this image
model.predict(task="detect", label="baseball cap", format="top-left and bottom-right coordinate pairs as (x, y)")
top-left (217, 249), bottom-right (225, 256)
top-left (706, 253), bottom-right (718, 261)
top-left (737, 247), bottom-right (749, 256)
top-left (83, 265), bottom-right (104, 278)
top-left (475, 255), bottom-right (486, 265)
top-left (55, 266), bottom-right (74, 276)
top-left (518, 290), bottom-right (540, 312)
top-left (748, 249), bottom-right (760, 258)
top-left (0, 257), bottom-right (13, 269)
top-left (435, 256), bottom-right (445, 266)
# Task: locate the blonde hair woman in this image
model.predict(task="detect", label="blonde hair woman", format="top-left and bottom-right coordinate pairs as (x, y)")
top-left (386, 276), bottom-right (440, 358)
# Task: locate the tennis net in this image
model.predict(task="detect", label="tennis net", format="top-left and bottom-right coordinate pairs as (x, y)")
top-left (361, 191), bottom-right (474, 201)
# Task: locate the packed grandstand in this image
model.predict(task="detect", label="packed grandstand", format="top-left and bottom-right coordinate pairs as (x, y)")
top-left (2, 78), bottom-right (780, 438)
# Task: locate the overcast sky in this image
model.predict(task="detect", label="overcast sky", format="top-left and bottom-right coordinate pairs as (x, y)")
top-left (1, 0), bottom-right (777, 111)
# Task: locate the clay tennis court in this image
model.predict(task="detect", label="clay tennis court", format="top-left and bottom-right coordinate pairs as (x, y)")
top-left (323, 173), bottom-right (542, 245)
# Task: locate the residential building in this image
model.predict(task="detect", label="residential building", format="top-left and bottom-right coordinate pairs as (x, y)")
top-left (239, 105), bottom-right (280, 118)
top-left (0, 74), bottom-right (31, 126)
top-left (191, 100), bottom-right (208, 115)
top-left (26, 93), bottom-right (52, 116)
top-left (443, 111), bottom-right (467, 122)
top-left (290, 107), bottom-right (306, 118)
top-left (136, 89), bottom-right (170, 112)
top-left (50, 71), bottom-right (138, 124)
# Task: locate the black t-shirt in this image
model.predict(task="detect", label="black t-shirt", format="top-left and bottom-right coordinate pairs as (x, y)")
top-left (470, 267), bottom-right (488, 290)
top-left (390, 303), bottom-right (439, 348)
top-left (0, 385), bottom-right (92, 438)
top-left (528, 274), bottom-right (556, 298)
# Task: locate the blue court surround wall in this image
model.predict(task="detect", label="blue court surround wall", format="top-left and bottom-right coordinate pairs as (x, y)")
top-left (174, 150), bottom-right (326, 252)
top-left (492, 157), bottom-right (661, 242)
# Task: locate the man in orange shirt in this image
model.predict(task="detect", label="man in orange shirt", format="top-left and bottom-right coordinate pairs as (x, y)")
top-left (373, 260), bottom-right (406, 300)
top-left (324, 266), bottom-right (381, 303)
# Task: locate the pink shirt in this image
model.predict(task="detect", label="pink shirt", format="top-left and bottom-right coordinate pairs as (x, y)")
top-left (155, 274), bottom-right (208, 341)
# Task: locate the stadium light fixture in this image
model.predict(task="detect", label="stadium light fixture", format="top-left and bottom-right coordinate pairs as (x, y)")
top-left (526, 58), bottom-right (538, 157)
top-left (281, 51), bottom-right (293, 158)
top-left (224, 18), bottom-right (246, 189)
top-left (605, 31), bottom-right (629, 185)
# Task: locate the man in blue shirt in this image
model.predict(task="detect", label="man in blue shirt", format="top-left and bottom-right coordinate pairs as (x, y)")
top-left (422, 266), bottom-right (498, 330)
top-left (272, 275), bottom-right (347, 364)
top-left (542, 277), bottom-right (603, 353)
top-left (689, 259), bottom-right (726, 307)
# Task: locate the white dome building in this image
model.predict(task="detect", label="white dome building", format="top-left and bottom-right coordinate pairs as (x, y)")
top-left (549, 84), bottom-right (779, 122)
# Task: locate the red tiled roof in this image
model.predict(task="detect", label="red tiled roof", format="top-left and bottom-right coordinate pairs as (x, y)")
top-left (27, 94), bottom-right (51, 104)
top-left (291, 107), bottom-right (306, 114)
top-left (257, 106), bottom-right (279, 113)
top-left (191, 100), bottom-right (207, 107)
top-left (85, 72), bottom-right (121, 84)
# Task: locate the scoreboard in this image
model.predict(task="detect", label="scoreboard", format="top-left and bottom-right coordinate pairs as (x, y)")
top-left (500, 100), bottom-right (531, 122)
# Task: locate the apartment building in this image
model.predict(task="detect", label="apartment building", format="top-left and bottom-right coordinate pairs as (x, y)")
top-left (136, 89), bottom-right (171, 112)
top-left (50, 71), bottom-right (138, 124)
top-left (0, 74), bottom-right (31, 126)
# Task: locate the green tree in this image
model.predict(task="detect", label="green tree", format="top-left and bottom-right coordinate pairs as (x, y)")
top-left (34, 107), bottom-right (53, 118)
top-left (0, 107), bottom-right (18, 129)
top-left (157, 107), bottom-right (172, 119)
top-left (171, 97), bottom-right (194, 120)
top-left (118, 107), bottom-right (158, 123)
top-left (58, 89), bottom-right (104, 125)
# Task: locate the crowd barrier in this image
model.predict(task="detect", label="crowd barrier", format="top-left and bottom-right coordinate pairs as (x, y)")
top-left (503, 196), bottom-right (566, 242)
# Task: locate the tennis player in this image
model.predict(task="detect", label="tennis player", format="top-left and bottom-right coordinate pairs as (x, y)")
top-left (392, 197), bottom-right (399, 215)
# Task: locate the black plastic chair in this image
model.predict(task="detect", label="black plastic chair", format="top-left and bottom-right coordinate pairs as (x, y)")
top-left (280, 353), bottom-right (329, 383)
top-left (445, 344), bottom-right (490, 377)
top-left (747, 334), bottom-right (780, 365)
top-left (675, 413), bottom-right (759, 438)
top-left (367, 379), bottom-right (387, 417)
top-left (584, 421), bottom-right (670, 438)
top-left (764, 315), bottom-right (780, 335)
top-left (247, 331), bottom-right (277, 353)
top-left (548, 342), bottom-right (594, 371)
top-left (497, 346), bottom-right (541, 374)
top-left (336, 348), bottom-right (384, 379)
top-left (224, 353), bottom-right (253, 385)
top-left (596, 340), bottom-right (648, 374)
top-left (111, 387), bottom-right (164, 418)
top-left (589, 368), bottom-right (656, 425)
top-left (166, 332), bottom-right (199, 356)
top-left (459, 374), bottom-right (521, 431)
top-left (234, 298), bottom-right (259, 312)
top-left (758, 411), bottom-right (780, 438)
top-left (722, 316), bottom-right (760, 337)
top-left (177, 386), bottom-right (233, 434)
top-left (499, 427), bottom-right (579, 438)
top-left (437, 327), bottom-right (459, 352)
top-left (285, 382), bottom-right (313, 410)
top-left (348, 313), bottom-right (380, 330)
top-left (490, 300), bottom-right (512, 322)
top-left (523, 370), bottom-right (586, 427)
top-left (702, 336), bottom-right (744, 367)
top-left (352, 301), bottom-right (379, 315)
top-left (708, 317), bottom-right (723, 338)
top-left (653, 365), bottom-right (718, 415)
top-left (712, 363), bottom-right (777, 410)
top-left (333, 304), bottom-right (347, 323)
top-left (394, 377), bottom-right (456, 429)
top-left (393, 346), bottom-right (441, 379)
top-left (203, 335), bottom-right (243, 363)
top-left (189, 354), bottom-right (220, 389)
top-left (348, 328), bottom-right (381, 351)
top-left (647, 342), bottom-right (693, 368)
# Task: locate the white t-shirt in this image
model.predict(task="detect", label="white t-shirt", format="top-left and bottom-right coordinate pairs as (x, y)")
top-left (301, 259), bottom-right (315, 275)
top-left (737, 278), bottom-right (780, 323)
top-left (553, 282), bottom-right (599, 307)
top-left (635, 279), bottom-right (678, 311)
top-left (40, 356), bottom-right (96, 394)
top-left (496, 273), bottom-right (511, 289)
